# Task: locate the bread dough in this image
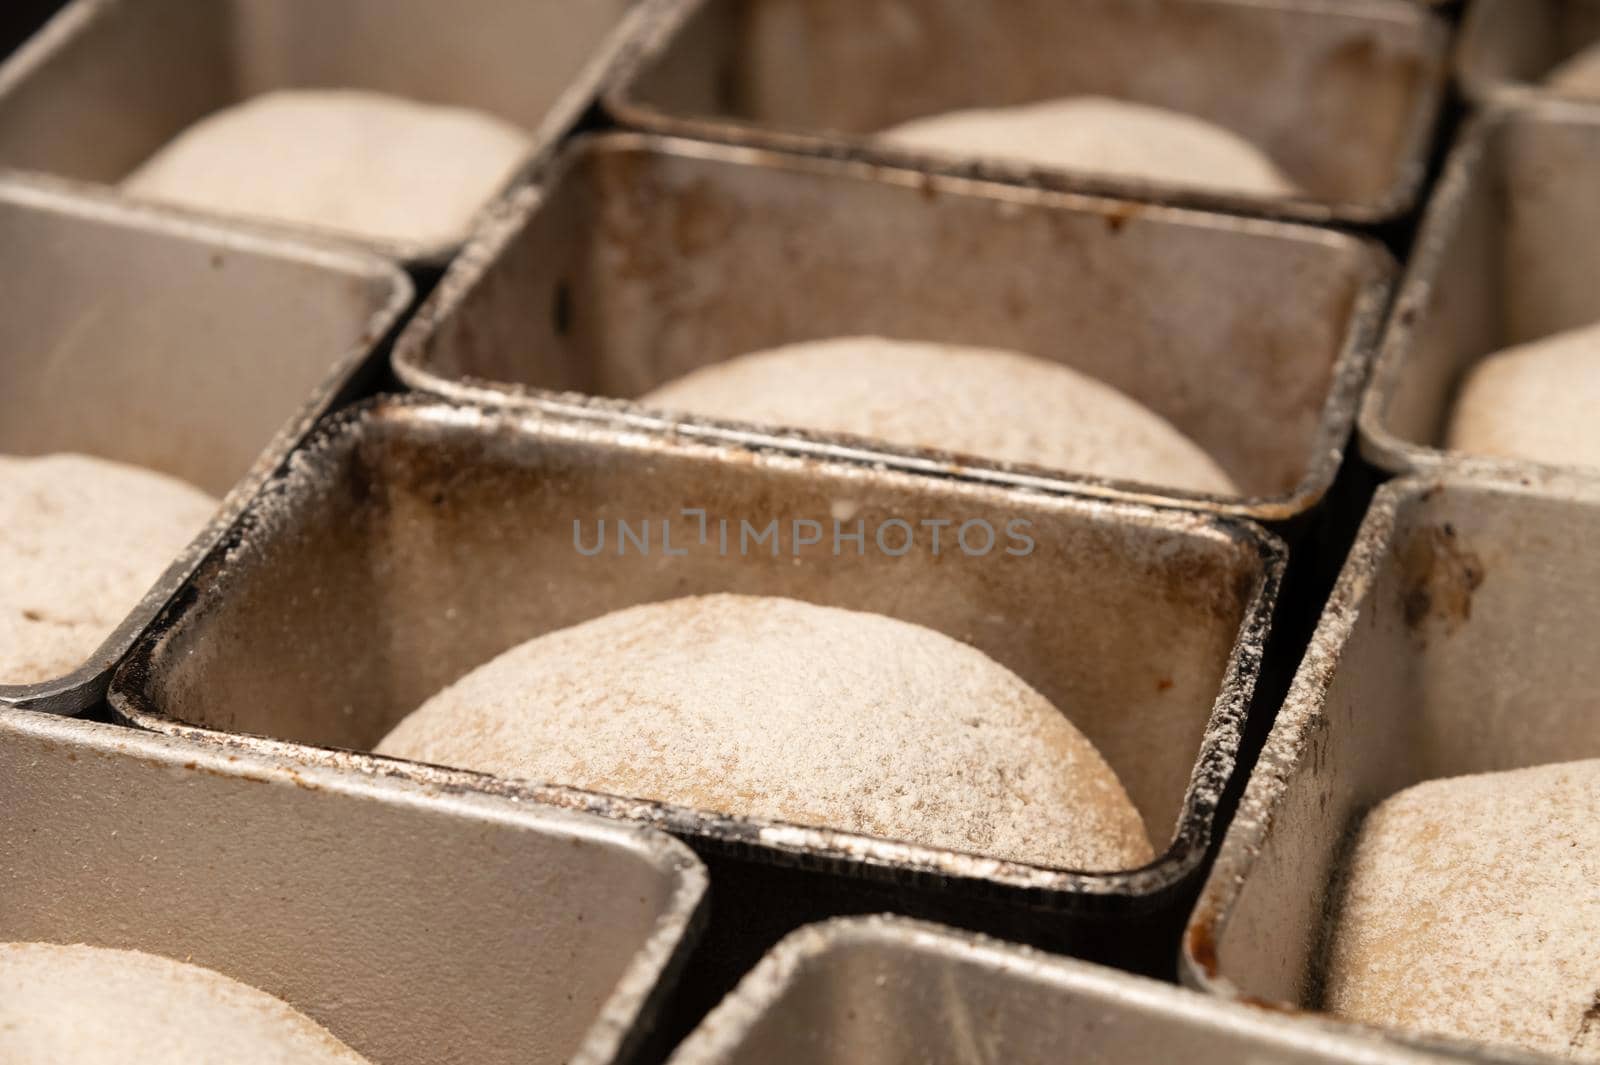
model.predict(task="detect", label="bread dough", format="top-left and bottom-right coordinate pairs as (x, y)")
top-left (879, 96), bottom-right (1299, 197)
top-left (0, 942), bottom-right (372, 1064)
top-left (1324, 760), bottom-right (1600, 1062)
top-left (0, 453), bottom-right (216, 685)
top-left (1547, 42), bottom-right (1600, 99)
top-left (377, 594), bottom-right (1155, 871)
top-left (122, 89), bottom-right (532, 248)
top-left (641, 336), bottom-right (1238, 495)
top-left (1445, 319), bottom-right (1600, 471)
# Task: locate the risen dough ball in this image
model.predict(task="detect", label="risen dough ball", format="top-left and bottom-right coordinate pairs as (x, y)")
top-left (377, 595), bottom-right (1155, 871)
top-left (0, 453), bottom-right (216, 685)
top-left (879, 96), bottom-right (1299, 197)
top-left (1445, 319), bottom-right (1600, 472)
top-left (0, 942), bottom-right (372, 1064)
top-left (1547, 42), bottom-right (1600, 99)
top-left (641, 336), bottom-right (1238, 495)
top-left (1324, 760), bottom-right (1600, 1062)
top-left (122, 89), bottom-right (532, 248)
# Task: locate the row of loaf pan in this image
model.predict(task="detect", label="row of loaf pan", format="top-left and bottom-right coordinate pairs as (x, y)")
top-left (12, 28), bottom-right (1600, 1061)
top-left (91, 404), bottom-right (1600, 1065)
top-left (4, 1), bottom-right (1592, 261)
top-left (78, 396), bottom-right (1588, 1065)
top-left (0, 0), bottom-right (1451, 253)
top-left (0, 123), bottom-right (1389, 713)
top-left (11, 98), bottom-right (1597, 741)
top-left (401, 101), bottom-right (1600, 497)
top-left (9, 702), bottom-right (1521, 1065)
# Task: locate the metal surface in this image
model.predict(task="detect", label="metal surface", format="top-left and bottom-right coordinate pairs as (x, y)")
top-left (1458, 0), bottom-right (1600, 105)
top-left (604, 0), bottom-right (1448, 226)
top-left (110, 394), bottom-right (1282, 972)
top-left (0, 706), bottom-right (707, 1065)
top-left (670, 916), bottom-right (1487, 1065)
top-left (395, 133), bottom-right (1393, 525)
top-left (0, 173), bottom-right (411, 714)
top-left (1360, 102), bottom-right (1600, 482)
top-left (1182, 473), bottom-right (1600, 1064)
top-left (0, 0), bottom-right (666, 266)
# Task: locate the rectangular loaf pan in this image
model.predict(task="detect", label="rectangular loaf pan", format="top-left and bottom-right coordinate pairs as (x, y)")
top-left (669, 916), bottom-right (1491, 1065)
top-left (110, 394), bottom-right (1283, 975)
top-left (1182, 474), bottom-right (1600, 1063)
top-left (603, 0), bottom-right (1448, 226)
top-left (0, 174), bottom-right (411, 714)
top-left (1457, 0), bottom-right (1600, 106)
top-left (0, 0), bottom-right (667, 266)
top-left (0, 706), bottom-right (707, 1065)
top-left (394, 133), bottom-right (1393, 526)
top-left (1359, 102), bottom-right (1600, 483)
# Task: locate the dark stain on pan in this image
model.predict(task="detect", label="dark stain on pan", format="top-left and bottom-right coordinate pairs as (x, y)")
top-left (1183, 910), bottom-right (1311, 1020)
top-left (1103, 201), bottom-right (1144, 235)
top-left (1185, 917), bottom-right (1220, 978)
top-left (1572, 992), bottom-right (1600, 1053)
top-left (1400, 522), bottom-right (1485, 636)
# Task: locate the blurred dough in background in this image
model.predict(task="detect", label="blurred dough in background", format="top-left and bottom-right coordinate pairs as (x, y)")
top-left (0, 942), bottom-right (372, 1064)
top-left (0, 453), bottom-right (216, 685)
top-left (1323, 760), bottom-right (1600, 1063)
top-left (377, 594), bottom-right (1157, 872)
top-left (878, 96), bottom-right (1300, 198)
top-left (642, 336), bottom-right (1239, 495)
top-left (1445, 319), bottom-right (1600, 472)
top-left (122, 89), bottom-right (532, 248)
top-left (1547, 41), bottom-right (1600, 99)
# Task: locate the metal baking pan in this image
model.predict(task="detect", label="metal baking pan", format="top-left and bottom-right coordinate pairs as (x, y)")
top-left (394, 133), bottom-right (1393, 527)
top-left (110, 393), bottom-right (1283, 989)
top-left (0, 0), bottom-right (668, 267)
top-left (1458, 0), bottom-right (1600, 105)
top-left (669, 915), bottom-right (1501, 1065)
top-left (0, 174), bottom-right (411, 715)
top-left (0, 706), bottom-right (707, 1065)
top-left (1182, 473), bottom-right (1600, 1064)
top-left (1360, 102), bottom-right (1600, 482)
top-left (603, 0), bottom-right (1449, 226)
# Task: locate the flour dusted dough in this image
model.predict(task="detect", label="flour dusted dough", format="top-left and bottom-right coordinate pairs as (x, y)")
top-left (377, 595), bottom-right (1155, 871)
top-left (1, 453), bottom-right (216, 685)
top-left (1445, 319), bottom-right (1600, 471)
top-left (0, 943), bottom-right (372, 1064)
top-left (879, 96), bottom-right (1299, 197)
top-left (642, 337), bottom-right (1238, 495)
top-left (1548, 42), bottom-right (1600, 99)
top-left (123, 89), bottom-right (532, 248)
top-left (1324, 761), bottom-right (1600, 1062)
